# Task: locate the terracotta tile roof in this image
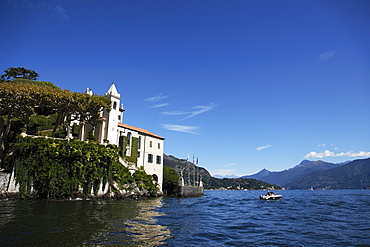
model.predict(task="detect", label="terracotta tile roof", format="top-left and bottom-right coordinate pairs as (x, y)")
top-left (118, 123), bottom-right (165, 140)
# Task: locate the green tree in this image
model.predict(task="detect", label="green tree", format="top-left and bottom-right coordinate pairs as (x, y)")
top-left (1, 67), bottom-right (39, 82)
top-left (163, 166), bottom-right (179, 195)
top-left (75, 93), bottom-right (111, 138)
top-left (0, 82), bottom-right (55, 163)
top-left (0, 81), bottom-right (110, 165)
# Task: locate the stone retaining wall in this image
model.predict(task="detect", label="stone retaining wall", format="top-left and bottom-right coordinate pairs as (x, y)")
top-left (177, 186), bottom-right (204, 197)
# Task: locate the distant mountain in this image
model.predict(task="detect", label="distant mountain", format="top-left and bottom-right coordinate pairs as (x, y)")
top-left (241, 168), bottom-right (271, 180)
top-left (285, 158), bottom-right (370, 189)
top-left (337, 160), bottom-right (353, 166)
top-left (213, 174), bottom-right (239, 179)
top-left (164, 154), bottom-right (282, 190)
top-left (242, 160), bottom-right (345, 187)
top-left (297, 160), bottom-right (312, 166)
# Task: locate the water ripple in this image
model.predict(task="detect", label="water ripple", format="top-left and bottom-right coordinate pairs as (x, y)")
top-left (156, 190), bottom-right (370, 246)
top-left (0, 190), bottom-right (369, 246)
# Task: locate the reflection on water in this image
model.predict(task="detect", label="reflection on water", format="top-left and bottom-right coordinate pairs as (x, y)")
top-left (0, 200), bottom-right (16, 229)
top-left (84, 198), bottom-right (171, 246)
top-left (2, 190), bottom-right (370, 246)
top-left (0, 198), bottom-right (170, 246)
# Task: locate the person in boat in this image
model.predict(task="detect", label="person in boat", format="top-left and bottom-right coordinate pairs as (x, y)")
top-left (266, 191), bottom-right (276, 196)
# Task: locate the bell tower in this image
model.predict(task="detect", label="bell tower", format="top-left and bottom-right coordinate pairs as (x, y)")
top-left (103, 82), bottom-right (122, 145)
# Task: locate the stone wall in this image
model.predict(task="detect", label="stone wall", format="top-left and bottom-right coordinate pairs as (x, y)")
top-left (0, 171), bottom-right (19, 194)
top-left (0, 172), bottom-right (9, 193)
top-left (177, 186), bottom-right (204, 197)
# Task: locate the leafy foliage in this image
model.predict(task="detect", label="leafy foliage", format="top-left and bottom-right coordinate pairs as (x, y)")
top-left (0, 79), bottom-right (110, 166)
top-left (163, 166), bottom-right (179, 195)
top-left (13, 137), bottom-right (158, 199)
top-left (133, 169), bottom-right (159, 197)
top-left (127, 137), bottom-right (139, 164)
top-left (9, 78), bottom-right (59, 89)
top-left (1, 67), bottom-right (39, 81)
top-left (118, 136), bottom-right (138, 164)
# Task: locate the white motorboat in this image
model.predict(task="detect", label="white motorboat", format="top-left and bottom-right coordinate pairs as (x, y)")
top-left (260, 192), bottom-right (282, 200)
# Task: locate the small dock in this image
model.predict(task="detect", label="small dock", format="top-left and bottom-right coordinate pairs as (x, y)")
top-left (177, 171), bottom-right (204, 197)
top-left (177, 185), bottom-right (204, 197)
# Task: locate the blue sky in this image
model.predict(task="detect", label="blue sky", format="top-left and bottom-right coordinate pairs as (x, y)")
top-left (1, 0), bottom-right (369, 176)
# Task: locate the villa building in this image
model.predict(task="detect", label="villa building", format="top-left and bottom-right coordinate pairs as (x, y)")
top-left (74, 83), bottom-right (164, 191)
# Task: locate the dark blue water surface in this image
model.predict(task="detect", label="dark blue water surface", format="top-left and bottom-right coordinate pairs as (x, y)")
top-left (1, 190), bottom-right (369, 246)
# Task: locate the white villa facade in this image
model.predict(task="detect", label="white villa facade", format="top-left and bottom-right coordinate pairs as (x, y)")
top-left (74, 83), bottom-right (164, 191)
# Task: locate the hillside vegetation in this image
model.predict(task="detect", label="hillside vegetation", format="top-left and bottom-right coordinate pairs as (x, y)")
top-left (164, 155), bottom-right (282, 190)
top-left (285, 158), bottom-right (370, 190)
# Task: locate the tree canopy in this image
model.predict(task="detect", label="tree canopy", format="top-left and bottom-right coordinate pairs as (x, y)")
top-left (1, 67), bottom-right (39, 82)
top-left (0, 76), bottom-right (111, 167)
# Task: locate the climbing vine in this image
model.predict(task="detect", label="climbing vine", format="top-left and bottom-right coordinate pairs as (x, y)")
top-left (127, 137), bottom-right (138, 164)
top-left (118, 135), bottom-right (138, 164)
top-left (13, 137), bottom-right (158, 199)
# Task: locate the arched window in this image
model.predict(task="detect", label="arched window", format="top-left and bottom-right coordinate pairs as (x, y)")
top-left (113, 101), bottom-right (117, 110)
top-left (127, 132), bottom-right (131, 145)
top-left (152, 174), bottom-right (158, 183)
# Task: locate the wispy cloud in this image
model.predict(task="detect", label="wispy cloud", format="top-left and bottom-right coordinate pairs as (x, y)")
top-left (318, 143), bottom-right (327, 147)
top-left (162, 124), bottom-right (199, 134)
top-left (161, 110), bottom-right (188, 116)
top-left (52, 5), bottom-right (69, 21)
top-left (145, 93), bottom-right (168, 103)
top-left (256, 145), bottom-right (272, 151)
top-left (162, 102), bottom-right (217, 121)
top-left (183, 103), bottom-right (217, 120)
top-left (223, 163), bottom-right (237, 167)
top-left (304, 150), bottom-right (370, 159)
top-left (18, 0), bottom-right (69, 20)
top-left (319, 50), bottom-right (337, 61)
top-left (150, 103), bottom-right (170, 108)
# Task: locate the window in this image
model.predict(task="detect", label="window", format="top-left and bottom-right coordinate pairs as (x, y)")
top-left (138, 136), bottom-right (141, 149)
top-left (156, 155), bottom-right (161, 165)
top-left (158, 143), bottom-right (160, 149)
top-left (113, 101), bottom-right (117, 110)
top-left (138, 152), bottom-right (140, 158)
top-left (119, 135), bottom-right (124, 147)
top-left (148, 154), bottom-right (153, 163)
top-left (127, 132), bottom-right (131, 145)
top-left (149, 141), bottom-right (152, 148)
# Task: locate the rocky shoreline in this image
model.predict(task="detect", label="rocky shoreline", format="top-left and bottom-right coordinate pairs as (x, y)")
top-left (0, 171), bottom-right (161, 201)
top-left (0, 189), bottom-right (158, 201)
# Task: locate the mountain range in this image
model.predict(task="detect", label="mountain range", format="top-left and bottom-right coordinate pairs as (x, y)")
top-left (242, 158), bottom-right (370, 189)
top-left (284, 158), bottom-right (370, 189)
top-left (164, 154), bottom-right (370, 190)
top-left (213, 174), bottom-right (239, 179)
top-left (163, 155), bottom-right (282, 190)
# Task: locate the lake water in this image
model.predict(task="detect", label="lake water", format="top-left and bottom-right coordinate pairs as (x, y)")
top-left (1, 190), bottom-right (369, 246)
